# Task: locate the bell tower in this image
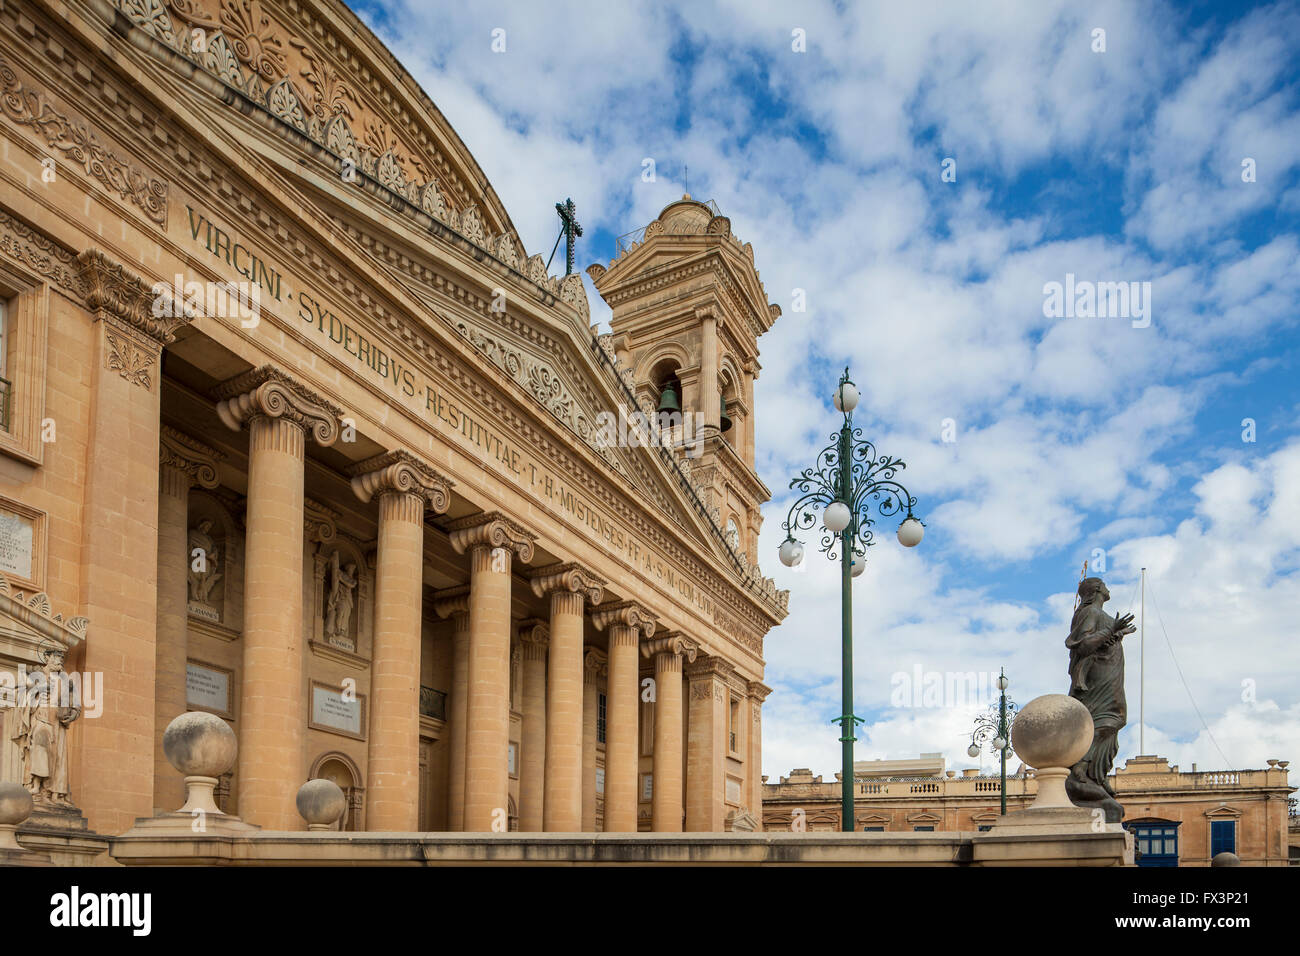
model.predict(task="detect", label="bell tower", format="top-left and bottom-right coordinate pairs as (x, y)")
top-left (586, 195), bottom-right (781, 566)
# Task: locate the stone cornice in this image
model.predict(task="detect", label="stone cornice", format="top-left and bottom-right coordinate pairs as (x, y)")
top-left (528, 562), bottom-right (605, 606)
top-left (642, 632), bottom-right (700, 663)
top-left (589, 601), bottom-right (656, 639)
top-left (76, 248), bottom-right (188, 344)
top-left (159, 425), bottom-right (223, 489)
top-left (431, 585), bottom-right (470, 619)
top-left (348, 449), bottom-right (452, 513)
top-left (747, 681), bottom-right (772, 702)
top-left (0, 208), bottom-right (85, 296)
top-left (446, 511), bottom-right (536, 563)
top-left (212, 365), bottom-right (344, 446)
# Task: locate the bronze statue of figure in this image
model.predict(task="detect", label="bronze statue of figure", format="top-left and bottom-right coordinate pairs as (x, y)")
top-left (1065, 576), bottom-right (1136, 822)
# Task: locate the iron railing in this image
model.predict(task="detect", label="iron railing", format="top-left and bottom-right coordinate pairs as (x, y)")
top-left (419, 686), bottom-right (446, 720)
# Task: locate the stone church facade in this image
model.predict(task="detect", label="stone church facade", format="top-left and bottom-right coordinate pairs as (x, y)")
top-left (0, 0), bottom-right (786, 844)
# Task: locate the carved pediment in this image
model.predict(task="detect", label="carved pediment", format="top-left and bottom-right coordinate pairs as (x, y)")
top-left (0, 572), bottom-right (87, 665)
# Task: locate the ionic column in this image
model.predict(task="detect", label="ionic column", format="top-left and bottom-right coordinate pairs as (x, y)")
top-left (590, 602), bottom-right (655, 832)
top-left (214, 366), bottom-right (343, 829)
top-left (350, 451), bottom-right (452, 831)
top-left (644, 633), bottom-right (698, 832)
top-left (530, 563), bottom-right (605, 832)
top-left (75, 250), bottom-right (194, 835)
top-left (582, 648), bottom-right (608, 831)
top-left (432, 586), bottom-right (471, 830)
top-left (447, 512), bottom-right (536, 831)
top-left (516, 620), bottom-right (549, 831)
top-left (153, 427), bottom-right (222, 812)
top-left (684, 655), bottom-right (733, 832)
top-left (748, 681), bottom-right (771, 829)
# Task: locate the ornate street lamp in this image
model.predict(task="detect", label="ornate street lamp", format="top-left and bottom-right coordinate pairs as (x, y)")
top-left (778, 367), bottom-right (924, 832)
top-left (968, 668), bottom-right (1017, 816)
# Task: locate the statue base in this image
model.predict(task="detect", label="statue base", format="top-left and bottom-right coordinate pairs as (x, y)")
top-left (27, 800), bottom-right (89, 832)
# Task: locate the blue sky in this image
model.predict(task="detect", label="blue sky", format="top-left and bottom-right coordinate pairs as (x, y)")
top-left (350, 0), bottom-right (1300, 779)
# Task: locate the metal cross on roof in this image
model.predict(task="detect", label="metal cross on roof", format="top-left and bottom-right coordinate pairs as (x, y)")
top-left (546, 198), bottom-right (583, 276)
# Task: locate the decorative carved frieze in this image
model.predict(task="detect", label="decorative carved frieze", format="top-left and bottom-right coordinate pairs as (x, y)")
top-left (445, 511), bottom-right (535, 563)
top-left (589, 601), bottom-right (656, 639)
top-left (0, 53), bottom-right (168, 226)
top-left (0, 211), bottom-right (84, 295)
top-left (212, 365), bottom-right (344, 445)
top-left (159, 425), bottom-right (223, 489)
top-left (528, 562), bottom-right (605, 606)
top-left (348, 449), bottom-right (452, 513)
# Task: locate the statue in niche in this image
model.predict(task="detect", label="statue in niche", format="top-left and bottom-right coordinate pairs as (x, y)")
top-left (1, 650), bottom-right (80, 807)
top-left (187, 519), bottom-right (223, 610)
top-left (324, 551), bottom-right (358, 645)
top-left (1065, 576), bottom-right (1136, 823)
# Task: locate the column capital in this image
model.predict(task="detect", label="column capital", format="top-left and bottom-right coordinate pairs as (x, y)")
top-left (77, 248), bottom-right (190, 344)
top-left (212, 365), bottom-right (345, 447)
top-left (747, 680), bottom-right (773, 703)
top-left (349, 450), bottom-right (453, 513)
top-left (431, 585), bottom-right (470, 619)
top-left (517, 618), bottom-right (549, 647)
top-left (528, 562), bottom-right (605, 605)
top-left (159, 425), bottom-right (222, 490)
top-left (446, 511), bottom-right (536, 563)
top-left (304, 498), bottom-right (340, 545)
top-left (684, 654), bottom-right (734, 683)
top-left (589, 601), bottom-right (656, 639)
top-left (642, 632), bottom-right (699, 663)
top-left (583, 647), bottom-right (608, 683)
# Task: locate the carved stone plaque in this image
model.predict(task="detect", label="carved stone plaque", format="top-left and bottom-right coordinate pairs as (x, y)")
top-left (185, 660), bottom-right (232, 718)
top-left (0, 508), bottom-right (34, 580)
top-left (310, 682), bottom-right (365, 740)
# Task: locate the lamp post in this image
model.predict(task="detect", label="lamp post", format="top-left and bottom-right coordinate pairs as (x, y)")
top-left (967, 669), bottom-right (1016, 816)
top-left (778, 367), bottom-right (924, 833)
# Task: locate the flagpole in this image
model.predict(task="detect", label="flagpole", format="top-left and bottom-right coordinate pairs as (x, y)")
top-left (1140, 566), bottom-right (1145, 754)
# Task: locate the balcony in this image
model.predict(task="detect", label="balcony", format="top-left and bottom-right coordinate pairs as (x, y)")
top-left (419, 686), bottom-right (446, 721)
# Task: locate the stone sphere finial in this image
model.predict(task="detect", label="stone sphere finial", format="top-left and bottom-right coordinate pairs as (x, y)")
top-left (163, 712), bottom-right (237, 815)
top-left (1211, 851), bottom-right (1241, 867)
top-left (296, 779), bottom-right (346, 831)
top-left (0, 782), bottom-right (34, 851)
top-left (1011, 694), bottom-right (1094, 810)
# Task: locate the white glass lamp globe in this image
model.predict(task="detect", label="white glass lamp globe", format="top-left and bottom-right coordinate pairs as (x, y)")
top-left (993, 735), bottom-right (1007, 751)
top-left (850, 551), bottom-right (866, 577)
top-left (778, 538), bottom-right (805, 567)
top-left (967, 744), bottom-right (980, 759)
top-left (823, 501), bottom-right (851, 532)
top-left (833, 381), bottom-right (860, 413)
top-left (997, 674), bottom-right (1009, 691)
top-left (897, 516), bottom-right (924, 547)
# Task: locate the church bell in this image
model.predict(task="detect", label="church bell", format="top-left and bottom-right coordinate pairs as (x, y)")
top-left (656, 383), bottom-right (681, 415)
top-left (719, 395), bottom-right (732, 432)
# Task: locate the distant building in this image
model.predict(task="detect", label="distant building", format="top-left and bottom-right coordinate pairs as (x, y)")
top-left (763, 754), bottom-right (1294, 866)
